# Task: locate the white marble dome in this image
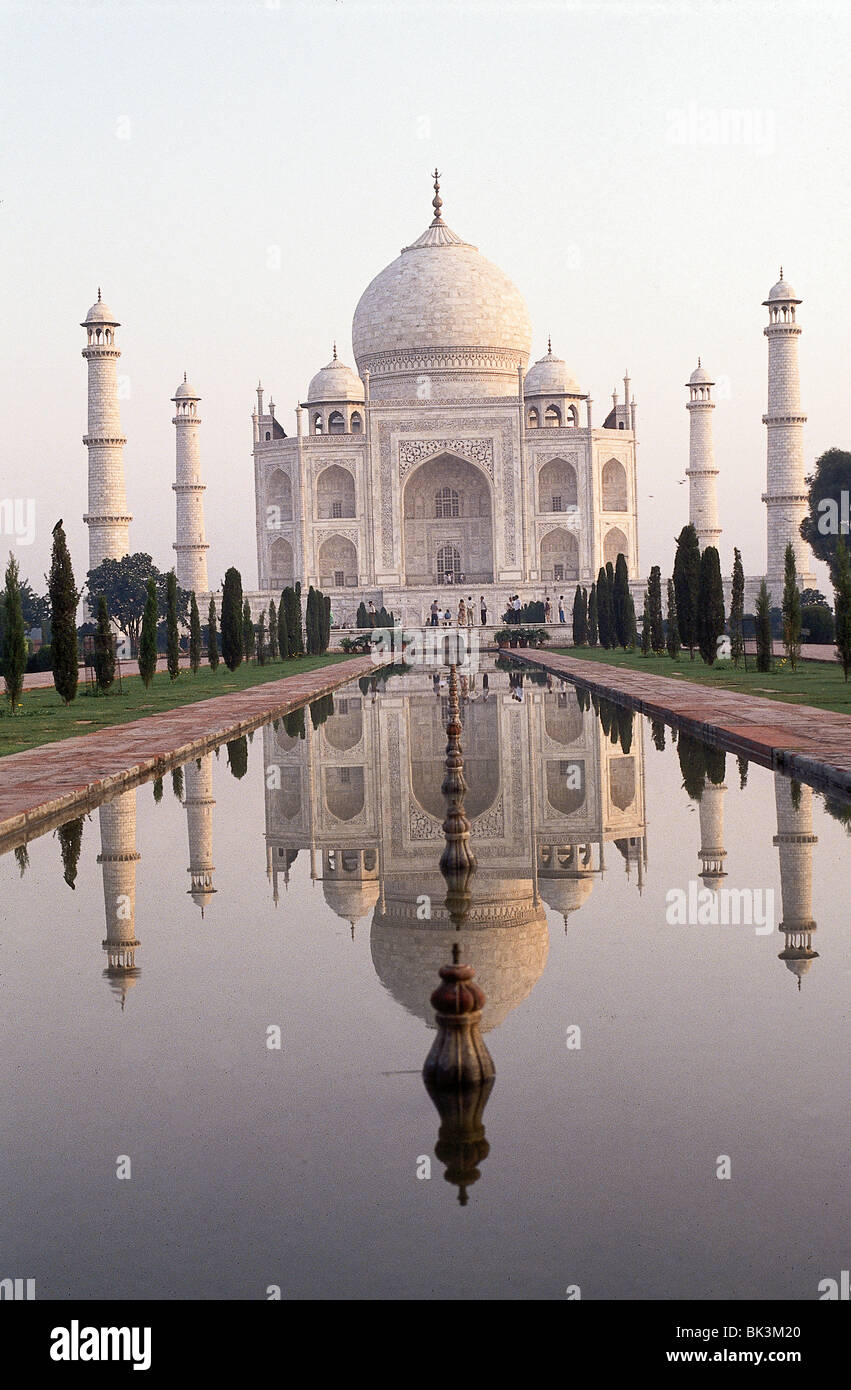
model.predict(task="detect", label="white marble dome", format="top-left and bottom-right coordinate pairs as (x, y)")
top-left (765, 274), bottom-right (800, 303)
top-left (689, 361), bottom-right (713, 385)
top-left (82, 290), bottom-right (119, 326)
top-left (307, 352), bottom-right (365, 404)
top-left (524, 343), bottom-right (580, 397)
top-left (173, 374), bottom-right (200, 400)
top-left (352, 212), bottom-right (532, 399)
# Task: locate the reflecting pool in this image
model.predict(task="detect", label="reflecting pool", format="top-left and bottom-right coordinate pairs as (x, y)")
top-left (1, 662), bottom-right (849, 1299)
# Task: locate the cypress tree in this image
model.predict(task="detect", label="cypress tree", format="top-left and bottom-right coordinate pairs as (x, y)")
top-left (678, 733), bottom-right (707, 802)
top-left (153, 776), bottom-right (164, 803)
top-left (242, 599), bottom-right (255, 662)
top-left (579, 587), bottom-right (588, 644)
top-left (306, 586), bottom-right (317, 654)
top-left (226, 736), bottom-right (248, 779)
top-left (288, 582), bottom-right (304, 655)
top-left (617, 705), bottom-right (633, 754)
top-left (356, 600), bottom-right (369, 630)
top-left (572, 585), bottom-right (584, 646)
top-left (673, 523), bottom-right (701, 658)
top-left (189, 592), bottom-right (201, 674)
top-left (651, 718), bottom-right (666, 751)
top-left (588, 582), bottom-right (598, 647)
top-left (648, 565), bottom-right (665, 653)
top-left (277, 590), bottom-right (290, 660)
top-left (781, 541), bottom-right (802, 670)
top-left (755, 578), bottom-right (773, 673)
top-left (207, 596), bottom-right (220, 670)
top-left (172, 766), bottom-right (184, 800)
top-left (3, 553), bottom-right (26, 712)
top-left (48, 520), bottom-right (79, 705)
top-left (641, 588), bottom-right (651, 655)
top-left (596, 566), bottom-right (612, 649)
top-left (138, 576), bottom-right (158, 687)
top-left (322, 593), bottom-right (331, 653)
top-left (697, 545), bottom-right (725, 664)
top-left (268, 600), bottom-right (279, 661)
top-left (730, 548), bottom-right (745, 668)
top-left (613, 553), bottom-right (630, 648)
top-left (166, 570), bottom-right (180, 680)
top-left (57, 816), bottom-right (84, 889)
top-left (627, 591), bottom-right (638, 649)
top-left (833, 534), bottom-right (851, 682)
top-left (221, 567), bottom-right (243, 670)
top-left (94, 594), bottom-right (115, 692)
top-left (257, 611), bottom-right (267, 665)
top-left (666, 578), bottom-right (681, 658)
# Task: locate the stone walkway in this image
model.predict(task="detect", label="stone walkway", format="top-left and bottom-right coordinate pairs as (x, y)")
top-left (509, 650), bottom-right (851, 799)
top-left (0, 655), bottom-right (379, 851)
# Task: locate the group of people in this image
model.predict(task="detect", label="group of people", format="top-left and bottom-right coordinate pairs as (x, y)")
top-left (432, 670), bottom-right (490, 702)
top-left (428, 596), bottom-right (489, 627)
top-left (505, 593), bottom-right (569, 624)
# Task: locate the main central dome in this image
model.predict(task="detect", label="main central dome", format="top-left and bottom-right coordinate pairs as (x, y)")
top-left (351, 179), bottom-right (532, 401)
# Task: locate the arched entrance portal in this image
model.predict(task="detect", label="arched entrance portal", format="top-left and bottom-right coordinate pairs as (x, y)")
top-left (402, 453), bottom-right (494, 585)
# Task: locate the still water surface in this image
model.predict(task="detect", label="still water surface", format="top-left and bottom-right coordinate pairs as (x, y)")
top-left (1, 664), bottom-right (849, 1299)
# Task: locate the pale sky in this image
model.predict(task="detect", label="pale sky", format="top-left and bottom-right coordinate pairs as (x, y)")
top-left (1, 0), bottom-right (848, 597)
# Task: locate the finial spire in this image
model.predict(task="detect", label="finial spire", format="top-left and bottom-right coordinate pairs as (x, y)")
top-left (332, 341), bottom-right (337, 361)
top-left (431, 167), bottom-right (443, 223)
top-left (97, 286), bottom-right (102, 301)
top-left (780, 265), bottom-right (784, 279)
top-left (698, 355), bottom-right (701, 367)
top-left (183, 371), bottom-right (187, 383)
top-left (547, 335), bottom-right (552, 355)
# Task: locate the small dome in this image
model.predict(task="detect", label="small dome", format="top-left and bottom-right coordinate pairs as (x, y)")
top-left (82, 289), bottom-right (119, 326)
top-left (323, 875), bottom-right (380, 925)
top-left (765, 273), bottom-right (800, 304)
top-left (688, 360), bottom-right (713, 385)
top-left (307, 351), bottom-right (365, 404)
top-left (524, 343), bottom-right (580, 397)
top-left (538, 874), bottom-right (594, 917)
top-left (173, 374), bottom-right (200, 401)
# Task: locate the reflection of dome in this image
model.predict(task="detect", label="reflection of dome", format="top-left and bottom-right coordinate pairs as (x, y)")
top-left (371, 877), bottom-right (548, 1032)
top-left (103, 965), bottom-right (140, 1008)
top-left (323, 876), bottom-right (380, 925)
top-left (524, 343), bottom-right (580, 396)
top-left (352, 186), bottom-right (532, 398)
top-left (307, 351), bottom-right (365, 403)
top-left (538, 874), bottom-right (594, 917)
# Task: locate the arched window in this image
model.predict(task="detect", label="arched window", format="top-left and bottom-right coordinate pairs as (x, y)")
top-left (316, 464), bottom-right (355, 519)
top-left (435, 487), bottom-right (460, 518)
top-left (265, 431), bottom-right (271, 441)
top-left (328, 411), bottom-right (345, 434)
top-left (437, 543), bottom-right (461, 584)
top-left (527, 407), bottom-right (539, 429)
top-left (602, 458), bottom-right (628, 511)
top-left (313, 413), bottom-right (323, 435)
top-left (603, 526), bottom-right (629, 569)
top-left (545, 404), bottom-right (561, 427)
top-left (351, 411), bottom-right (362, 433)
top-left (567, 404), bottom-right (579, 426)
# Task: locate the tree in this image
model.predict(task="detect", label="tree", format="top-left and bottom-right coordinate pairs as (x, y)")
top-left (626, 590), bottom-right (638, 649)
top-left (277, 592), bottom-right (290, 661)
top-left (612, 553), bottom-right (630, 649)
top-left (306, 586), bottom-right (318, 654)
top-left (268, 600), bottom-right (279, 661)
top-left (673, 523), bottom-right (701, 658)
top-left (207, 596), bottom-right (220, 670)
top-left (17, 577), bottom-right (50, 631)
top-left (587, 582), bottom-right (598, 646)
top-left (290, 581), bottom-right (304, 654)
top-left (57, 816), bottom-right (84, 890)
top-left (221, 568), bottom-right (243, 671)
top-left (243, 599), bottom-right (255, 662)
top-left (666, 578), bottom-right (681, 658)
top-left (87, 552), bottom-right (157, 656)
top-left (257, 612), bottom-right (267, 665)
top-left (755, 578), bottom-right (773, 673)
top-left (356, 600), bottom-right (369, 630)
top-left (166, 571), bottom-right (180, 680)
top-left (94, 594), bottom-right (115, 692)
top-left (572, 585), bottom-right (584, 647)
top-left (801, 603), bottom-right (835, 644)
top-left (780, 542), bottom-right (802, 670)
top-left (729, 548), bottom-right (745, 668)
top-left (3, 553), bottom-right (26, 711)
top-left (226, 735), bottom-right (249, 779)
top-left (640, 587), bottom-right (651, 655)
top-left (833, 534), bottom-right (851, 681)
top-left (48, 521), bottom-right (80, 705)
top-left (647, 565), bottom-right (665, 653)
top-left (697, 545), bottom-right (725, 664)
top-left (596, 566), bottom-right (612, 649)
top-left (321, 592), bottom-right (331, 653)
top-left (800, 447), bottom-right (851, 579)
top-left (189, 593), bottom-right (201, 674)
top-left (138, 577), bottom-right (158, 687)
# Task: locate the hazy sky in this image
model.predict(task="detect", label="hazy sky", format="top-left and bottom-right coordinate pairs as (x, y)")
top-left (1, 0), bottom-right (848, 596)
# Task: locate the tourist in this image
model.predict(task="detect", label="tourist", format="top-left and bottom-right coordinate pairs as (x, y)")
top-left (458, 597), bottom-right (467, 627)
top-left (459, 572), bottom-right (466, 585)
top-left (467, 598), bottom-right (474, 630)
top-left (430, 599), bottom-right (439, 626)
top-left (445, 570), bottom-right (454, 585)
top-left (480, 596), bottom-right (488, 626)
top-left (367, 599), bottom-right (376, 622)
top-left (558, 594), bottom-right (566, 623)
top-left (513, 594), bottom-right (521, 619)
top-left (443, 608), bottom-right (451, 627)
top-left (544, 595), bottom-right (552, 623)
top-left (482, 672), bottom-right (489, 701)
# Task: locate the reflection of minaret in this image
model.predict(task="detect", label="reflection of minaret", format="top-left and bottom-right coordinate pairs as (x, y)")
top-left (698, 776), bottom-right (727, 890)
top-left (773, 774), bottom-right (818, 987)
top-left (184, 753), bottom-right (216, 915)
top-left (98, 791), bottom-right (141, 1009)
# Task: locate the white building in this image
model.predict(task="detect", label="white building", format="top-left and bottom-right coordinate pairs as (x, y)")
top-left (252, 176), bottom-right (640, 624)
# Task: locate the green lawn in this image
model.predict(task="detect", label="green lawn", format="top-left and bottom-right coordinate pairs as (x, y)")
top-left (546, 646), bottom-right (851, 714)
top-left (0, 654), bottom-right (351, 758)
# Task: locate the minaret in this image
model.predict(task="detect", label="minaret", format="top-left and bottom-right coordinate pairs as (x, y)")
top-left (686, 360), bottom-right (721, 549)
top-left (172, 375), bottom-right (209, 594)
top-left (773, 774), bottom-right (818, 988)
top-left (762, 271), bottom-right (815, 595)
top-left (98, 790), bottom-right (141, 1009)
top-left (81, 290), bottom-right (132, 572)
top-left (697, 775), bottom-right (727, 889)
top-left (183, 753), bottom-right (216, 915)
